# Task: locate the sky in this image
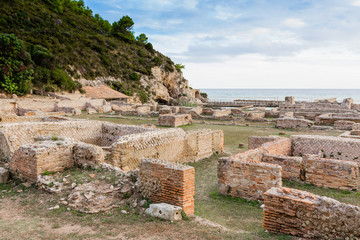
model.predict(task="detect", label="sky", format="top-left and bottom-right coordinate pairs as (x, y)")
top-left (84, 0), bottom-right (360, 89)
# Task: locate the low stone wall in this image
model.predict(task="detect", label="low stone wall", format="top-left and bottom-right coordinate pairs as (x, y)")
top-left (73, 142), bottom-right (105, 168)
top-left (334, 120), bottom-right (355, 130)
top-left (291, 135), bottom-right (360, 162)
top-left (263, 187), bottom-right (360, 239)
top-left (315, 113), bottom-right (360, 125)
top-left (10, 139), bottom-right (74, 182)
top-left (248, 136), bottom-right (279, 149)
top-left (158, 114), bottom-right (192, 127)
top-left (108, 128), bottom-right (224, 170)
top-left (218, 158), bottom-right (282, 201)
top-left (139, 159), bottom-right (195, 215)
top-left (276, 117), bottom-right (313, 129)
top-left (212, 109), bottom-right (231, 118)
top-left (0, 120), bottom-right (154, 160)
top-left (304, 155), bottom-right (359, 190)
top-left (262, 154), bottom-right (302, 181)
top-left (261, 138), bottom-right (292, 156)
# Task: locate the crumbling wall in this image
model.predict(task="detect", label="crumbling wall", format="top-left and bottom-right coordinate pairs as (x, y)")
top-left (262, 155), bottom-right (302, 181)
top-left (261, 138), bottom-right (292, 156)
top-left (101, 122), bottom-right (154, 146)
top-left (108, 129), bottom-right (187, 170)
top-left (276, 117), bottom-right (313, 129)
top-left (291, 135), bottom-right (360, 161)
top-left (303, 155), bottom-right (359, 190)
top-left (10, 139), bottom-right (74, 182)
top-left (263, 187), bottom-right (360, 239)
top-left (248, 136), bottom-right (279, 149)
top-left (218, 158), bottom-right (282, 201)
top-left (158, 114), bottom-right (192, 127)
top-left (109, 128), bottom-right (224, 170)
top-left (139, 159), bottom-right (195, 215)
top-left (73, 142), bottom-right (105, 168)
top-left (0, 120), bottom-right (103, 159)
top-left (315, 113), bottom-right (360, 125)
top-left (334, 120), bottom-right (354, 130)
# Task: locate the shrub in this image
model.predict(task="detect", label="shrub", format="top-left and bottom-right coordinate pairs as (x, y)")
top-left (200, 92), bottom-right (208, 98)
top-left (0, 33), bottom-right (33, 95)
top-left (129, 72), bottom-right (140, 81)
top-left (153, 56), bottom-right (162, 66)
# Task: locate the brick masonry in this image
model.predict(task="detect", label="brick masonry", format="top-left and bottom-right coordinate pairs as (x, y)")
top-left (303, 155), bottom-right (359, 190)
top-left (263, 187), bottom-right (360, 239)
top-left (218, 157), bottom-right (282, 201)
top-left (291, 135), bottom-right (360, 162)
top-left (139, 159), bottom-right (195, 215)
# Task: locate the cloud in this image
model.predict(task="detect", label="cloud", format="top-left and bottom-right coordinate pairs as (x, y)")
top-left (351, 0), bottom-right (360, 6)
top-left (283, 18), bottom-right (306, 28)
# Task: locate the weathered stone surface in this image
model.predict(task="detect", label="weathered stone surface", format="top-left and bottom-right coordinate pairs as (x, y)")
top-left (10, 138), bottom-right (74, 182)
top-left (263, 187), bottom-right (360, 239)
top-left (86, 107), bottom-right (97, 114)
top-left (334, 120), bottom-right (355, 130)
top-left (218, 157), bottom-right (282, 201)
top-left (136, 106), bottom-right (151, 115)
top-left (212, 109), bottom-right (231, 118)
top-left (139, 159), bottom-right (195, 215)
top-left (0, 167), bottom-right (9, 184)
top-left (145, 203), bottom-right (182, 221)
top-left (67, 181), bottom-right (120, 213)
top-left (73, 143), bottom-right (105, 168)
top-left (276, 117), bottom-right (313, 129)
top-left (158, 114), bottom-right (192, 127)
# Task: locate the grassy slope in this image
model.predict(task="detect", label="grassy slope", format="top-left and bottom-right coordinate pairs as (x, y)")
top-left (0, 0), bottom-right (175, 95)
top-left (0, 115), bottom-right (354, 239)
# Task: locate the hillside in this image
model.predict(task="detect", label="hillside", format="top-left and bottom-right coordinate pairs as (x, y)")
top-left (0, 0), bottom-right (198, 104)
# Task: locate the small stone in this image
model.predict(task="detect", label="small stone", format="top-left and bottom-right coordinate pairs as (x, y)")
top-left (49, 205), bottom-right (60, 210)
top-left (110, 185), bottom-right (114, 190)
top-left (89, 174), bottom-right (95, 178)
top-left (121, 210), bottom-right (128, 214)
top-left (279, 132), bottom-right (286, 135)
top-left (17, 189), bottom-right (23, 193)
top-left (71, 183), bottom-right (77, 189)
top-left (139, 200), bottom-right (147, 207)
top-left (238, 143), bottom-right (245, 148)
top-left (122, 166), bottom-right (131, 173)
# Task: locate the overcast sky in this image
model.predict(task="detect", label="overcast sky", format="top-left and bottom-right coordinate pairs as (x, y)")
top-left (85, 0), bottom-right (360, 89)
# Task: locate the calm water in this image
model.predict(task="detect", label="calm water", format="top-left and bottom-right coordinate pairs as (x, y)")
top-left (200, 89), bottom-right (360, 103)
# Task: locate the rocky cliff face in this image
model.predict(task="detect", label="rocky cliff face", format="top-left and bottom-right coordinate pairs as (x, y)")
top-left (141, 66), bottom-right (196, 104)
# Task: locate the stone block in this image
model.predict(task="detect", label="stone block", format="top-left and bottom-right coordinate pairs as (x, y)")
top-left (145, 203), bottom-right (182, 221)
top-left (136, 106), bottom-right (151, 115)
top-left (86, 107), bottom-right (97, 114)
top-left (0, 167), bottom-right (9, 184)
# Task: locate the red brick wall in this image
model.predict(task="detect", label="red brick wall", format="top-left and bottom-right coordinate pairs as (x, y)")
top-left (261, 138), bottom-right (292, 156)
top-left (139, 159), bottom-right (195, 215)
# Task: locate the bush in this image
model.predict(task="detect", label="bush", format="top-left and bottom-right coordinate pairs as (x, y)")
top-left (137, 90), bottom-right (149, 103)
top-left (51, 68), bottom-right (78, 91)
top-left (30, 45), bottom-right (54, 68)
top-left (200, 92), bottom-right (208, 98)
top-left (0, 33), bottom-right (33, 95)
top-left (129, 72), bottom-right (140, 81)
top-left (153, 56), bottom-right (162, 66)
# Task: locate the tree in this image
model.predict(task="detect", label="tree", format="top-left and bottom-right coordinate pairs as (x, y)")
top-left (111, 15), bottom-right (135, 42)
top-left (0, 34), bottom-right (33, 95)
top-left (94, 13), bottom-right (111, 32)
top-left (136, 33), bottom-right (148, 44)
top-left (175, 63), bottom-right (185, 72)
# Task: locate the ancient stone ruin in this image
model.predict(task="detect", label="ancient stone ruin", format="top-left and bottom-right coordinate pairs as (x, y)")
top-left (218, 134), bottom-right (360, 238)
top-left (158, 114), bottom-right (192, 127)
top-left (1, 120), bottom-right (223, 182)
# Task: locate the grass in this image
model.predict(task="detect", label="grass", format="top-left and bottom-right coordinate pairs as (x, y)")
top-left (0, 113), bottom-right (349, 239)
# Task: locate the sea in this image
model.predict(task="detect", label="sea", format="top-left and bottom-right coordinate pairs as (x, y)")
top-left (200, 89), bottom-right (360, 104)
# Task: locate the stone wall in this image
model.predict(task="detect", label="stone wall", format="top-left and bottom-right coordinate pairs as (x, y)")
top-left (315, 113), bottom-right (360, 125)
top-left (334, 120), bottom-right (355, 130)
top-left (10, 139), bottom-right (74, 182)
top-left (158, 114), bottom-right (192, 127)
top-left (262, 155), bottom-right (302, 181)
top-left (263, 187), bottom-right (360, 239)
top-left (303, 155), bottom-right (359, 190)
top-left (261, 138), bottom-right (292, 156)
top-left (276, 117), bottom-right (313, 129)
top-left (248, 136), bottom-right (280, 149)
top-left (108, 128), bottom-right (224, 170)
top-left (291, 135), bottom-right (360, 162)
top-left (139, 159), bottom-right (195, 215)
top-left (0, 120), bottom-right (156, 160)
top-left (73, 142), bottom-right (105, 168)
top-left (218, 158), bottom-right (282, 201)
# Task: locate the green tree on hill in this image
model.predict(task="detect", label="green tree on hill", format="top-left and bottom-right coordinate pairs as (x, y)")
top-left (0, 34), bottom-right (33, 95)
top-left (112, 15), bottom-right (135, 42)
top-left (136, 33), bottom-right (148, 44)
